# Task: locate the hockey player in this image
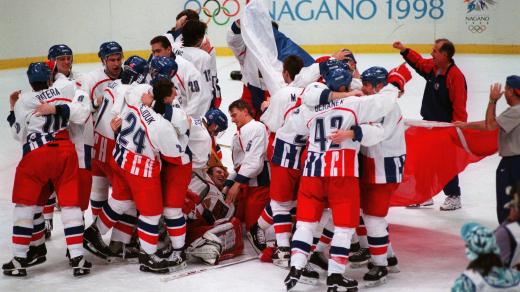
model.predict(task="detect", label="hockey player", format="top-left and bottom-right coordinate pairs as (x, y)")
top-left (181, 20), bottom-right (221, 108)
top-left (83, 58), bottom-right (186, 273)
top-left (227, 100), bottom-right (270, 239)
top-left (351, 65), bottom-right (410, 286)
top-left (3, 62), bottom-right (91, 277)
top-left (150, 35), bottom-right (212, 117)
top-left (285, 67), bottom-right (407, 291)
top-left (86, 56), bottom-right (150, 262)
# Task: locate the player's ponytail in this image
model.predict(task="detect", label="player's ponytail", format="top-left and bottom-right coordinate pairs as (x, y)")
top-left (152, 79), bottom-right (174, 115)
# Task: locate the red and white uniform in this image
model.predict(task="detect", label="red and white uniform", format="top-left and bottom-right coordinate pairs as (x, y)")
top-left (81, 68), bottom-right (115, 110)
top-left (173, 56), bottom-right (212, 117)
top-left (187, 117), bottom-right (212, 171)
top-left (181, 47), bottom-right (220, 106)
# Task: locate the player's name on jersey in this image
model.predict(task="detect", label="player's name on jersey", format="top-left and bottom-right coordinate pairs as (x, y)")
top-left (36, 87), bottom-right (62, 103)
top-left (140, 105), bottom-right (156, 125)
top-left (314, 99), bottom-right (344, 112)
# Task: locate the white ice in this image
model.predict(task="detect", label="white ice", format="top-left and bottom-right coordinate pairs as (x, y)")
top-left (0, 54), bottom-right (519, 292)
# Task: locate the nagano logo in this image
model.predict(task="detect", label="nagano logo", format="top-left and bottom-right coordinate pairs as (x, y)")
top-left (464, 0), bottom-right (497, 13)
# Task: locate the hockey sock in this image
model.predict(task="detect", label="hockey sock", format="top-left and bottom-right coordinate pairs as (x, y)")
top-left (356, 214), bottom-right (368, 248)
top-left (43, 193), bottom-right (56, 220)
top-left (316, 210), bottom-right (334, 252)
top-left (328, 227), bottom-right (354, 275)
top-left (164, 208), bottom-right (186, 250)
top-left (137, 215), bottom-right (161, 254)
top-left (90, 176), bottom-right (109, 220)
top-left (364, 214), bottom-right (389, 266)
top-left (111, 207), bottom-right (138, 244)
top-left (61, 207), bottom-right (85, 258)
top-left (257, 202), bottom-right (274, 230)
top-left (97, 198), bottom-right (130, 234)
top-left (12, 205), bottom-right (36, 258)
top-left (271, 200), bottom-right (294, 247)
top-left (30, 208), bottom-right (46, 247)
top-left (290, 221), bottom-right (317, 270)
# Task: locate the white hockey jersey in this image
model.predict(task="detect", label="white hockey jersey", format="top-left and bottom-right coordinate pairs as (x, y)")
top-left (187, 117), bottom-right (212, 170)
top-left (302, 83), bottom-right (400, 177)
top-left (231, 119), bottom-right (270, 186)
top-left (359, 104), bottom-right (406, 184)
top-left (181, 47), bottom-right (220, 103)
top-left (10, 81), bottom-right (90, 156)
top-left (260, 86), bottom-right (304, 133)
top-left (81, 68), bottom-right (115, 110)
top-left (173, 56), bottom-right (212, 117)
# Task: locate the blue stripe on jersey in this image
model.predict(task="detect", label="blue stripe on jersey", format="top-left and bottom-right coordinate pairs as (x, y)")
top-left (235, 174), bottom-right (250, 184)
top-left (312, 237), bottom-right (319, 245)
top-left (322, 228), bottom-right (334, 239)
top-left (383, 155), bottom-right (406, 183)
top-left (164, 216), bottom-right (185, 228)
top-left (257, 161), bottom-right (271, 186)
top-left (271, 139), bottom-right (303, 169)
top-left (273, 214), bottom-right (292, 224)
top-left (330, 246), bottom-right (349, 256)
top-left (64, 225), bottom-right (84, 237)
top-left (119, 213), bottom-right (138, 225)
top-left (264, 202), bottom-right (273, 217)
top-left (304, 151), bottom-right (323, 177)
top-left (33, 221), bottom-right (46, 233)
top-left (33, 212), bottom-right (43, 220)
top-left (7, 111), bottom-right (15, 127)
top-left (138, 218), bottom-right (158, 234)
top-left (291, 240), bottom-right (311, 253)
top-left (13, 226), bottom-right (33, 236)
top-left (367, 235), bottom-right (389, 246)
top-left (319, 89), bottom-right (331, 106)
top-left (84, 145), bottom-right (92, 170)
top-left (113, 144), bottom-right (125, 166)
top-left (90, 200), bottom-right (104, 208)
top-left (55, 104), bottom-right (70, 121)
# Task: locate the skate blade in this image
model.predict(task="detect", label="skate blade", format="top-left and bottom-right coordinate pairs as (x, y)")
top-left (73, 269), bottom-right (91, 278)
top-left (139, 265), bottom-right (170, 274)
top-left (272, 259), bottom-right (290, 269)
top-left (298, 276), bottom-right (319, 286)
top-left (364, 276), bottom-right (387, 288)
top-left (168, 261), bottom-right (187, 273)
top-left (349, 261), bottom-right (368, 268)
top-left (285, 279), bottom-right (299, 291)
top-left (327, 285), bottom-right (358, 292)
top-left (3, 269), bottom-right (27, 277)
top-left (83, 242), bottom-right (108, 260)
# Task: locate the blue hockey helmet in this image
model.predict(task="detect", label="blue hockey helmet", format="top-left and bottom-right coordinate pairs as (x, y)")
top-left (121, 55), bottom-right (149, 84)
top-left (361, 66), bottom-right (388, 87)
top-left (319, 59), bottom-right (349, 78)
top-left (204, 108), bottom-right (228, 134)
top-left (48, 44), bottom-right (73, 60)
top-left (27, 62), bottom-right (52, 83)
top-left (324, 68), bottom-right (352, 92)
top-left (98, 41), bottom-right (123, 60)
top-left (149, 56), bottom-right (178, 85)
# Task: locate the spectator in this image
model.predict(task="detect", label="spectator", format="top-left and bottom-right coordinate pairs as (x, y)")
top-left (495, 182), bottom-right (520, 270)
top-left (394, 39), bottom-right (467, 211)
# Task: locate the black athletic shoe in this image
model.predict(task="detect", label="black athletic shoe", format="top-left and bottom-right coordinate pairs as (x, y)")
top-left (327, 273), bottom-right (358, 292)
top-left (139, 251), bottom-right (170, 274)
top-left (70, 255), bottom-right (92, 277)
top-left (284, 266), bottom-right (302, 291)
top-left (2, 257), bottom-right (28, 277)
top-left (83, 224), bottom-right (111, 259)
top-left (309, 251), bottom-right (328, 271)
top-left (26, 244), bottom-right (47, 267)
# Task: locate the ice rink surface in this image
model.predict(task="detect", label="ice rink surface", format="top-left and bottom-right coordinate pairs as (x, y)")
top-left (0, 54), bottom-right (519, 291)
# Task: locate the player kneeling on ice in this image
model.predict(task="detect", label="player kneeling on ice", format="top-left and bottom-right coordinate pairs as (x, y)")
top-left (3, 63), bottom-right (92, 277)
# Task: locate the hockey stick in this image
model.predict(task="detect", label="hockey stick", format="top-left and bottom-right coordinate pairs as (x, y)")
top-left (160, 255), bottom-right (257, 282)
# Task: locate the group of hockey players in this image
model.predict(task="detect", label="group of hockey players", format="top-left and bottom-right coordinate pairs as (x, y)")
top-left (3, 7), bottom-right (418, 292)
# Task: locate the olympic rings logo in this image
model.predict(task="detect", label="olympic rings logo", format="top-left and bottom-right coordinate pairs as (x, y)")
top-left (468, 24), bottom-right (486, 33)
top-left (184, 0), bottom-right (241, 26)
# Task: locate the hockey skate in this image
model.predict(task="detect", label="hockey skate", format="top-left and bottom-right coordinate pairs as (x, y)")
top-left (26, 244), bottom-right (47, 267)
top-left (284, 266), bottom-right (302, 291)
top-left (350, 241), bottom-right (360, 253)
top-left (166, 248), bottom-right (187, 272)
top-left (298, 263), bottom-right (320, 285)
top-left (363, 265), bottom-right (388, 287)
top-left (107, 240), bottom-right (140, 264)
top-left (70, 255), bottom-right (92, 277)
top-left (272, 246), bottom-right (290, 268)
top-left (367, 256), bottom-right (400, 273)
top-left (139, 251), bottom-right (170, 274)
top-left (83, 224), bottom-right (111, 260)
top-left (349, 248), bottom-right (370, 268)
top-left (2, 257), bottom-right (28, 277)
top-left (247, 223), bottom-right (266, 254)
top-left (309, 251), bottom-right (328, 271)
top-left (44, 218), bottom-right (53, 240)
top-left (406, 199), bottom-right (434, 208)
top-left (327, 273), bottom-right (358, 292)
